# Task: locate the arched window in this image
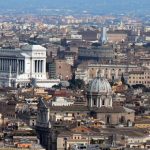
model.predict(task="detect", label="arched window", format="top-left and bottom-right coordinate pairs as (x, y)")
top-left (93, 99), bottom-right (96, 106)
top-left (102, 99), bottom-right (105, 106)
top-left (106, 115), bottom-right (111, 124)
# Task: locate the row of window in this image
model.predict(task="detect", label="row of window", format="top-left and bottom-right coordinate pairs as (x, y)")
top-left (93, 99), bottom-right (111, 106)
top-left (136, 124), bottom-right (150, 127)
top-left (54, 112), bottom-right (80, 116)
top-left (129, 76), bottom-right (150, 79)
top-left (91, 68), bottom-right (122, 71)
top-left (128, 81), bottom-right (150, 84)
top-left (6, 113), bottom-right (15, 118)
top-left (34, 52), bottom-right (44, 55)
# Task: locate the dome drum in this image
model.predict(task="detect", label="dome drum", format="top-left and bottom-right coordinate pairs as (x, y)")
top-left (87, 75), bottom-right (112, 108)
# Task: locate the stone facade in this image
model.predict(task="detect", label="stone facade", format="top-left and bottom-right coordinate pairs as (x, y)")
top-left (48, 59), bottom-right (72, 80)
top-left (75, 63), bottom-right (138, 83)
top-left (97, 111), bottom-right (134, 125)
top-left (0, 45), bottom-right (60, 88)
top-left (128, 70), bottom-right (150, 87)
top-left (107, 32), bottom-right (128, 43)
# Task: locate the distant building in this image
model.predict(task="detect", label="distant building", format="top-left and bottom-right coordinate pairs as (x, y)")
top-left (128, 70), bottom-right (150, 87)
top-left (0, 96), bottom-right (16, 119)
top-left (78, 30), bottom-right (99, 41)
top-left (51, 97), bottom-right (74, 106)
top-left (140, 56), bottom-right (150, 69)
top-left (78, 45), bottom-right (114, 62)
top-left (107, 30), bottom-right (129, 43)
top-left (75, 63), bottom-right (138, 83)
top-left (144, 26), bottom-right (150, 32)
top-left (48, 59), bottom-right (72, 80)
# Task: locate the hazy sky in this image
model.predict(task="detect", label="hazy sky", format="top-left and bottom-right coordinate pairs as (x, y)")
top-left (0, 0), bottom-right (150, 15)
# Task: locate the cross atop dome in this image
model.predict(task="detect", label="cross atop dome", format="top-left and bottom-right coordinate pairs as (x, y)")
top-left (97, 69), bottom-right (101, 78)
top-left (97, 69), bottom-right (102, 78)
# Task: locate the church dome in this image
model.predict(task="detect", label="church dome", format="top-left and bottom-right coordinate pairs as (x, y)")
top-left (88, 76), bottom-right (112, 94)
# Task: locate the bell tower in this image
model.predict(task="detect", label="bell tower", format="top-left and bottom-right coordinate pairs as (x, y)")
top-left (100, 27), bottom-right (108, 45)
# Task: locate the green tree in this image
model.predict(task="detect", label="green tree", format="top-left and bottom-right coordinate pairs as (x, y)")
top-left (68, 78), bottom-right (85, 90)
top-left (52, 83), bottom-right (62, 89)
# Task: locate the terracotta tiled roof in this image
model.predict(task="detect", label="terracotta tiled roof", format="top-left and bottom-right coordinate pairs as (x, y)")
top-left (51, 106), bottom-right (89, 111)
top-left (50, 105), bottom-right (128, 113)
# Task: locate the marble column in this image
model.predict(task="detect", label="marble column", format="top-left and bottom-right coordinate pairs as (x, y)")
top-left (4, 59), bottom-right (6, 71)
top-left (20, 60), bottom-right (22, 72)
top-left (9, 59), bottom-right (11, 72)
top-left (14, 59), bottom-right (15, 72)
top-left (21, 60), bottom-right (23, 72)
top-left (36, 60), bottom-right (38, 73)
top-left (11, 60), bottom-right (13, 72)
top-left (10, 59), bottom-right (12, 72)
top-left (38, 60), bottom-right (40, 73)
top-left (17, 60), bottom-right (19, 75)
top-left (98, 98), bottom-right (100, 107)
top-left (20, 60), bottom-right (21, 72)
top-left (41, 60), bottom-right (43, 73)
top-left (43, 60), bottom-right (46, 73)
top-left (97, 98), bottom-right (99, 107)
top-left (18, 60), bottom-right (20, 73)
top-left (14, 60), bottom-right (17, 72)
top-left (110, 98), bottom-right (112, 107)
top-left (40, 60), bottom-right (42, 73)
top-left (36, 60), bottom-right (39, 72)
top-left (5, 59), bottom-right (7, 71)
top-left (39, 60), bottom-right (41, 73)
top-left (34, 60), bottom-right (36, 73)
top-left (91, 98), bottom-right (92, 107)
top-left (100, 98), bottom-right (102, 107)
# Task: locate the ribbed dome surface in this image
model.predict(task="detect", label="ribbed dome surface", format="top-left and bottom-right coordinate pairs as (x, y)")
top-left (88, 77), bottom-right (112, 94)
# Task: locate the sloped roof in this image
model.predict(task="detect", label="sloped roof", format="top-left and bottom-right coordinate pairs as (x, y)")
top-left (50, 105), bottom-right (133, 113)
top-left (21, 44), bottom-right (46, 51)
